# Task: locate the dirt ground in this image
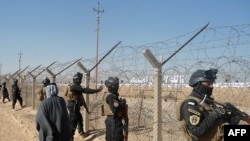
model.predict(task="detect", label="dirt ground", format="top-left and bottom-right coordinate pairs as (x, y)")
top-left (1, 85), bottom-right (249, 141)
top-left (0, 100), bottom-right (106, 141)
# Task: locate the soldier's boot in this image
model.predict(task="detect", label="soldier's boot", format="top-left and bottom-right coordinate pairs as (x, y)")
top-left (79, 131), bottom-right (89, 138)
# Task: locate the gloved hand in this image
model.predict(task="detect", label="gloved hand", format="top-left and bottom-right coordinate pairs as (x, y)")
top-left (119, 98), bottom-right (126, 106)
top-left (223, 102), bottom-right (235, 116)
top-left (211, 107), bottom-right (225, 118)
top-left (230, 116), bottom-right (241, 125)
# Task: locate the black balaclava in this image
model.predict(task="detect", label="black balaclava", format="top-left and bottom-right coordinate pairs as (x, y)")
top-left (108, 85), bottom-right (119, 94)
top-left (195, 82), bottom-right (213, 97)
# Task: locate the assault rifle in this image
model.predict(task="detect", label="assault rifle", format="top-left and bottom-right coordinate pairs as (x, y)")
top-left (223, 102), bottom-right (250, 124)
top-left (123, 104), bottom-right (129, 141)
top-left (119, 98), bottom-right (129, 141)
top-left (205, 97), bottom-right (250, 124)
top-left (71, 89), bottom-right (90, 113)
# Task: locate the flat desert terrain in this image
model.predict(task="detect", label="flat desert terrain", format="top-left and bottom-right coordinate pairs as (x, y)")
top-left (0, 100), bottom-right (106, 141)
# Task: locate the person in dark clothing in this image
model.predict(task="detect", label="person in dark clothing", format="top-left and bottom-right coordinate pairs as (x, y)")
top-left (103, 76), bottom-right (128, 141)
top-left (36, 77), bottom-right (50, 101)
top-left (11, 79), bottom-right (23, 109)
top-left (2, 82), bottom-right (11, 103)
top-left (176, 69), bottom-right (237, 141)
top-left (0, 84), bottom-right (2, 99)
top-left (66, 72), bottom-right (103, 140)
top-left (36, 83), bottom-right (72, 141)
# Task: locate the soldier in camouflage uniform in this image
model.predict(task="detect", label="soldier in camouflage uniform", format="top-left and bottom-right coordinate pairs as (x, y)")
top-left (65, 72), bottom-right (103, 140)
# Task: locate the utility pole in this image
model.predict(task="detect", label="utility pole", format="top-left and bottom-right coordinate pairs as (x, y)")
top-left (93, 2), bottom-right (104, 88)
top-left (18, 50), bottom-right (23, 75)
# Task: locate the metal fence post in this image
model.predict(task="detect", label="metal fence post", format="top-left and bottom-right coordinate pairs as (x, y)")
top-left (77, 62), bottom-right (90, 132)
top-left (84, 72), bottom-right (90, 132)
top-left (143, 49), bottom-right (162, 141)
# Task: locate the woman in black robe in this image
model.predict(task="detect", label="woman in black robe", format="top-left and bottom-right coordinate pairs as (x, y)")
top-left (36, 83), bottom-right (72, 141)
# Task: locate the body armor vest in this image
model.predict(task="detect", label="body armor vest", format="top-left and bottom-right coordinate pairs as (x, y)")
top-left (64, 84), bottom-right (81, 101)
top-left (36, 87), bottom-right (46, 101)
top-left (64, 85), bottom-right (74, 101)
top-left (101, 92), bottom-right (113, 116)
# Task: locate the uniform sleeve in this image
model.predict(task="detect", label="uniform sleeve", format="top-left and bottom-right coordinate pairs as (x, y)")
top-left (82, 87), bottom-right (101, 94)
top-left (181, 100), bottom-right (219, 136)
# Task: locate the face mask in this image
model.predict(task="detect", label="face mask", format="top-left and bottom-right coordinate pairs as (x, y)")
top-left (108, 85), bottom-right (119, 94)
top-left (197, 83), bottom-right (213, 97)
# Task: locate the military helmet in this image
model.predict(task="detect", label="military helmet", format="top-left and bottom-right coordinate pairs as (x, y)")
top-left (73, 72), bottom-right (83, 84)
top-left (105, 76), bottom-right (119, 88)
top-left (189, 69), bottom-right (218, 87)
top-left (2, 82), bottom-right (6, 85)
top-left (13, 79), bottom-right (18, 83)
top-left (42, 77), bottom-right (50, 86)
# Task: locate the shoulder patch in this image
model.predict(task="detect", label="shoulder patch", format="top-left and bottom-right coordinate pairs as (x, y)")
top-left (189, 115), bottom-right (200, 125)
top-left (188, 108), bottom-right (201, 116)
top-left (183, 99), bottom-right (198, 107)
top-left (113, 99), bottom-right (119, 107)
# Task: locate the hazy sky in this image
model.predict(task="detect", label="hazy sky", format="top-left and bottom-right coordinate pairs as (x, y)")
top-left (0, 0), bottom-right (249, 74)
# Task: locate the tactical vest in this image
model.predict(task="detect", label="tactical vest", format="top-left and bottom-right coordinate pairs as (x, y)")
top-left (176, 95), bottom-right (228, 141)
top-left (101, 92), bottom-right (113, 116)
top-left (64, 85), bottom-right (75, 101)
top-left (12, 85), bottom-right (21, 95)
top-left (36, 87), bottom-right (46, 101)
top-left (64, 84), bottom-right (85, 103)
